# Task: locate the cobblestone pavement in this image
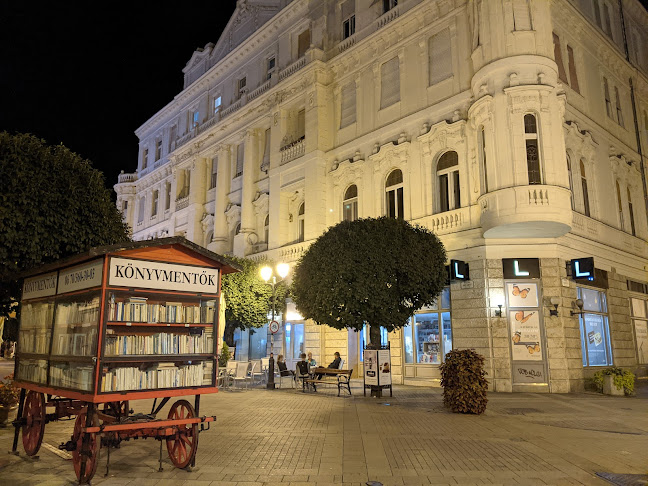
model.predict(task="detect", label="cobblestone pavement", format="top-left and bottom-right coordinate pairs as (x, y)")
top-left (0, 379), bottom-right (646, 486)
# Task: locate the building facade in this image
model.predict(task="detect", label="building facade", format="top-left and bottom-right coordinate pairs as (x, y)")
top-left (115, 0), bottom-right (648, 392)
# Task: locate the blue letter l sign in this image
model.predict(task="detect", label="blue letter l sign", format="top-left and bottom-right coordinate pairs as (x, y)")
top-left (513, 260), bottom-right (529, 276)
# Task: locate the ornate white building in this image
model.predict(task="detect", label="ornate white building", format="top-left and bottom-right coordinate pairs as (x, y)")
top-left (115, 0), bottom-right (648, 392)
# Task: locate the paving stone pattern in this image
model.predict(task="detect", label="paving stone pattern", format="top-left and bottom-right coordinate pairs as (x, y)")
top-left (0, 381), bottom-right (647, 486)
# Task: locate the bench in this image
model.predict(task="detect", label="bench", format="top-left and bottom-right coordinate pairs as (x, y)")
top-left (303, 368), bottom-right (353, 396)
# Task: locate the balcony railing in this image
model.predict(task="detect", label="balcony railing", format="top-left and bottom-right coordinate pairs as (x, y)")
top-left (221, 99), bottom-right (242, 119)
top-left (338, 34), bottom-right (357, 53)
top-left (176, 131), bottom-right (194, 147)
top-left (175, 195), bottom-right (190, 211)
top-left (280, 137), bottom-right (305, 165)
top-left (377, 6), bottom-right (400, 29)
top-left (196, 115), bottom-right (218, 135)
top-left (279, 57), bottom-right (306, 82)
top-left (118, 172), bottom-right (138, 184)
top-left (248, 80), bottom-right (271, 101)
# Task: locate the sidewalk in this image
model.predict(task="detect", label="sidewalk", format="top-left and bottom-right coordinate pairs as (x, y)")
top-left (0, 380), bottom-right (646, 486)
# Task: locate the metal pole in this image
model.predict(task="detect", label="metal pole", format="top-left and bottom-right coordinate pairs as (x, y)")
top-left (267, 278), bottom-right (276, 389)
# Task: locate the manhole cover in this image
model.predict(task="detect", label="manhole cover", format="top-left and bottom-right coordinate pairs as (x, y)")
top-left (503, 408), bottom-right (542, 415)
top-left (596, 472), bottom-right (648, 486)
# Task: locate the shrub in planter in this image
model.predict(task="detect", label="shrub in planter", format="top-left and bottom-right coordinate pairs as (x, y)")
top-left (592, 367), bottom-right (635, 396)
top-left (218, 342), bottom-right (231, 369)
top-left (440, 349), bottom-right (488, 414)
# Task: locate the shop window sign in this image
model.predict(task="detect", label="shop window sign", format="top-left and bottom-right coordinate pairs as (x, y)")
top-left (577, 287), bottom-right (613, 367)
top-left (404, 287), bottom-right (451, 364)
top-left (450, 260), bottom-right (469, 281)
top-left (502, 258), bottom-right (540, 279)
top-left (569, 257), bottom-right (594, 281)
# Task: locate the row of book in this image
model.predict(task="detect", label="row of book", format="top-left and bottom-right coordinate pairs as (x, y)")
top-left (55, 298), bottom-right (101, 326)
top-left (20, 302), bottom-right (55, 330)
top-left (52, 329), bottom-right (98, 356)
top-left (16, 359), bottom-right (48, 384)
top-left (50, 363), bottom-right (94, 391)
top-left (18, 329), bottom-right (51, 355)
top-left (108, 298), bottom-right (216, 324)
top-left (101, 362), bottom-right (205, 392)
top-left (104, 329), bottom-right (213, 356)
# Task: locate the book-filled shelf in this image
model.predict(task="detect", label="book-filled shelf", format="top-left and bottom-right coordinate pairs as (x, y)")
top-left (14, 239), bottom-right (240, 402)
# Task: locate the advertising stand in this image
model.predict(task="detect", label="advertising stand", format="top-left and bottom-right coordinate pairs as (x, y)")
top-left (363, 343), bottom-right (392, 397)
top-left (11, 238), bottom-right (240, 484)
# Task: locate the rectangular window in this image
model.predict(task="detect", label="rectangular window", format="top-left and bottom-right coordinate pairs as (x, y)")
top-left (453, 171), bottom-right (461, 210)
top-left (266, 57), bottom-right (276, 81)
top-left (210, 157), bottom-right (218, 190)
top-left (235, 144), bottom-right (244, 178)
top-left (249, 323), bottom-right (268, 360)
top-left (582, 175), bottom-right (590, 217)
top-left (479, 127), bottom-right (488, 193)
top-left (138, 197), bottom-right (145, 223)
top-left (603, 2), bottom-right (613, 37)
top-left (594, 0), bottom-right (602, 28)
top-left (340, 82), bottom-right (356, 128)
top-left (578, 287), bottom-right (613, 367)
top-left (155, 139), bottom-right (162, 161)
top-left (213, 96), bottom-right (221, 115)
top-left (297, 109), bottom-right (306, 140)
top-left (141, 148), bottom-right (148, 170)
top-left (168, 126), bottom-right (177, 152)
top-left (382, 0), bottom-right (397, 13)
top-left (122, 200), bottom-right (128, 212)
top-left (628, 191), bottom-right (636, 236)
top-left (526, 139), bottom-right (541, 184)
top-left (380, 57), bottom-right (400, 109)
top-left (604, 78), bottom-right (612, 118)
top-left (615, 87), bottom-right (624, 127)
top-left (631, 298), bottom-right (648, 364)
top-left (512, 0), bottom-right (532, 31)
top-left (439, 174), bottom-right (449, 212)
top-left (567, 45), bottom-right (580, 93)
top-left (343, 15), bottom-right (355, 40)
top-left (262, 128), bottom-right (271, 170)
top-left (404, 288), bottom-right (451, 364)
top-left (553, 33), bottom-right (568, 84)
top-left (298, 29), bottom-right (310, 59)
top-left (151, 190), bottom-right (159, 217)
top-left (429, 29), bottom-right (452, 86)
top-left (237, 77), bottom-right (247, 99)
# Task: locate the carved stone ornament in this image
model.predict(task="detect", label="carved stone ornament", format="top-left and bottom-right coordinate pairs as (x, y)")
top-left (252, 192), bottom-right (270, 215)
top-left (224, 204), bottom-right (241, 230)
top-left (201, 213), bottom-right (214, 232)
top-left (247, 232), bottom-right (259, 245)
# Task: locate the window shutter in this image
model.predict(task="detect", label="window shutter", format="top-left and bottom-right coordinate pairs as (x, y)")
top-left (512, 0), bottom-right (532, 31)
top-left (429, 29), bottom-right (452, 86)
top-left (567, 45), bottom-right (580, 93)
top-left (340, 82), bottom-right (356, 128)
top-left (380, 57), bottom-right (400, 109)
top-left (553, 33), bottom-right (568, 84)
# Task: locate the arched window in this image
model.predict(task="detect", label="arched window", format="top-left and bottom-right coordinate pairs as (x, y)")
top-left (567, 153), bottom-right (574, 210)
top-left (616, 181), bottom-right (624, 230)
top-left (298, 202), bottom-right (305, 242)
top-left (385, 169), bottom-right (404, 219)
top-left (479, 127), bottom-right (488, 194)
top-left (205, 231), bottom-right (213, 247)
top-left (234, 222), bottom-right (241, 235)
top-left (138, 196), bottom-right (145, 223)
top-left (264, 214), bottom-right (270, 243)
top-left (580, 160), bottom-right (590, 217)
top-left (627, 187), bottom-right (636, 236)
top-left (437, 151), bottom-right (460, 212)
top-left (524, 114), bottom-right (541, 184)
top-left (343, 185), bottom-right (358, 222)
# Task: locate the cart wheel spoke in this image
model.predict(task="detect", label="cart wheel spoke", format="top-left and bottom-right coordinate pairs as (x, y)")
top-left (72, 409), bottom-right (100, 485)
top-left (166, 400), bottom-right (197, 469)
top-left (22, 391), bottom-right (46, 456)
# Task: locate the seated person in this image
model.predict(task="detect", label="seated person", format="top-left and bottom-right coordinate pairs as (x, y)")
top-left (315, 352), bottom-right (342, 380)
top-left (296, 353), bottom-right (310, 377)
top-left (276, 354), bottom-right (294, 378)
top-left (307, 352), bottom-right (317, 368)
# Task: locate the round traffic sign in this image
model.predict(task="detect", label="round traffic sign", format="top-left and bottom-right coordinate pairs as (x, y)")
top-left (269, 320), bottom-right (279, 334)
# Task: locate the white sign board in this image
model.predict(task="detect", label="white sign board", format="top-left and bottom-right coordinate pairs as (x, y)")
top-left (378, 349), bottom-right (392, 386)
top-left (108, 257), bottom-right (220, 293)
top-left (22, 271), bottom-right (58, 300)
top-left (58, 259), bottom-right (104, 294)
top-left (363, 349), bottom-right (378, 386)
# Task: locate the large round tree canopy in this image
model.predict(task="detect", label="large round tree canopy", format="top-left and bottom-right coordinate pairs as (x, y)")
top-left (292, 217), bottom-right (447, 333)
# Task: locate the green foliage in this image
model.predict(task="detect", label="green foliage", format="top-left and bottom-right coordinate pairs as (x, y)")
top-left (218, 342), bottom-right (231, 368)
top-left (440, 349), bottom-right (488, 414)
top-left (592, 367), bottom-right (635, 395)
top-left (292, 217), bottom-right (447, 333)
top-left (221, 256), bottom-right (290, 334)
top-left (0, 132), bottom-right (130, 318)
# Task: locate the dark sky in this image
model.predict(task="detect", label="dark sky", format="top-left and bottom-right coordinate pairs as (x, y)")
top-left (0, 2), bottom-right (237, 193)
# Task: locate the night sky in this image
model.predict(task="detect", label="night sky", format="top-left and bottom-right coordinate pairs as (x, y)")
top-left (0, 2), bottom-right (237, 193)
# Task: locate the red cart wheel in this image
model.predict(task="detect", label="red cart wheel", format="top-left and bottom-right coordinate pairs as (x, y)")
top-left (22, 390), bottom-right (46, 456)
top-left (72, 410), bottom-right (99, 484)
top-left (166, 400), bottom-right (197, 469)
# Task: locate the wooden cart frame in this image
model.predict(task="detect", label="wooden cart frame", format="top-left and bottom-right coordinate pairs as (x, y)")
top-left (11, 238), bottom-right (240, 484)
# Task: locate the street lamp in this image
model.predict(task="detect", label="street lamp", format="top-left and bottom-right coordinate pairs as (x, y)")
top-left (260, 262), bottom-right (289, 389)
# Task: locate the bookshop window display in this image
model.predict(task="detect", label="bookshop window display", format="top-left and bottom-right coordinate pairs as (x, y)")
top-left (577, 286), bottom-right (613, 367)
top-left (404, 288), bottom-right (452, 365)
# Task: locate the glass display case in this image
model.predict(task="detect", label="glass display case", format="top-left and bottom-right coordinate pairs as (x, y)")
top-left (404, 288), bottom-right (452, 365)
top-left (18, 301), bottom-right (55, 355)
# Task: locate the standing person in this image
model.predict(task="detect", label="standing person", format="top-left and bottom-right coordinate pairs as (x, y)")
top-left (307, 351), bottom-right (317, 368)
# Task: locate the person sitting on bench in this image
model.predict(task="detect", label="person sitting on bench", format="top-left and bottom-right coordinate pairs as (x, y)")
top-left (277, 354), bottom-right (294, 379)
top-left (316, 352), bottom-right (341, 379)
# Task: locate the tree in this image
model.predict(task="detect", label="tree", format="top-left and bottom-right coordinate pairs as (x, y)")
top-left (292, 217), bottom-right (447, 347)
top-left (221, 256), bottom-right (289, 347)
top-left (0, 132), bottom-right (130, 323)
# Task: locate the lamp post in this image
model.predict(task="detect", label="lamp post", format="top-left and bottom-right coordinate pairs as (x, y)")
top-left (260, 262), bottom-right (289, 389)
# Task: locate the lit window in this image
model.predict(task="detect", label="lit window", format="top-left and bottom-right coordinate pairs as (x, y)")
top-left (298, 202), bottom-right (305, 242)
top-left (404, 288), bottom-right (452, 365)
top-left (577, 286), bottom-right (613, 367)
top-left (385, 169), bottom-right (404, 219)
top-left (213, 96), bottom-right (221, 115)
top-left (343, 185), bottom-right (358, 222)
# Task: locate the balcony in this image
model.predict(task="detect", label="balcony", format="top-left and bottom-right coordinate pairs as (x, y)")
top-left (279, 57), bottom-right (306, 82)
top-left (280, 137), bottom-right (305, 165)
top-left (175, 195), bottom-right (190, 211)
top-left (248, 80), bottom-right (271, 102)
top-left (221, 99), bottom-right (242, 119)
top-left (338, 34), bottom-right (356, 53)
top-left (418, 207), bottom-right (473, 236)
top-left (377, 6), bottom-right (400, 29)
top-left (118, 172), bottom-right (138, 184)
top-left (478, 185), bottom-right (572, 238)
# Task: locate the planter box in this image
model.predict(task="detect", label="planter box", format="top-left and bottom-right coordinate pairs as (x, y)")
top-left (602, 374), bottom-right (625, 396)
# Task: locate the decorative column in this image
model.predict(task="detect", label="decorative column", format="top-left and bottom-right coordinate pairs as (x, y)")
top-left (213, 145), bottom-right (232, 254)
top-left (241, 130), bottom-right (259, 236)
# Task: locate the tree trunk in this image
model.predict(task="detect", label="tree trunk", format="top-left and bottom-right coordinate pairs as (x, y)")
top-left (223, 321), bottom-right (236, 347)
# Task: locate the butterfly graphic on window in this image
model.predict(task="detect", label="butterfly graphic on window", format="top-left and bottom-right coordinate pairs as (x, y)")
top-left (526, 343), bottom-right (541, 354)
top-left (514, 311), bottom-right (535, 323)
top-left (512, 285), bottom-right (531, 298)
